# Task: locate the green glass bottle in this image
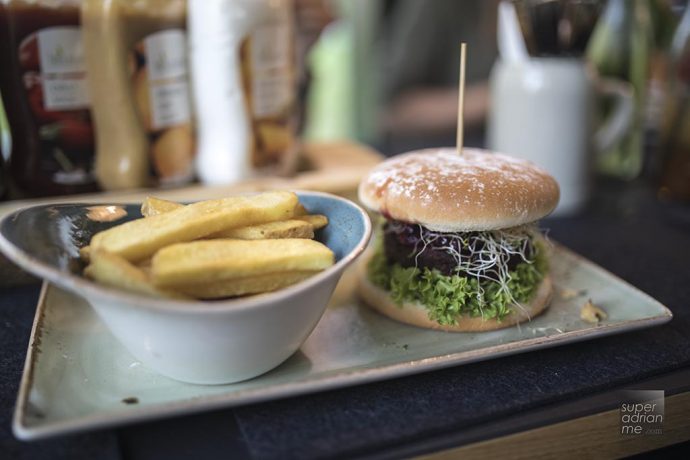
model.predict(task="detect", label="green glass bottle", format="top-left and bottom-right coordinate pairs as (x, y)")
top-left (0, 95), bottom-right (8, 200)
top-left (587, 0), bottom-right (653, 180)
top-left (659, 1), bottom-right (690, 202)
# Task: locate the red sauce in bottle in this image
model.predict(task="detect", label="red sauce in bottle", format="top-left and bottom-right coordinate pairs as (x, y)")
top-left (0, 0), bottom-right (97, 197)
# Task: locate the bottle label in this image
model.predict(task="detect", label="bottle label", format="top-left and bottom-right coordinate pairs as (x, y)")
top-left (148, 78), bottom-right (191, 129)
top-left (240, 5), bottom-right (297, 170)
top-left (144, 29), bottom-right (191, 130)
top-left (18, 25), bottom-right (95, 187)
top-left (131, 29), bottom-right (194, 184)
top-left (36, 27), bottom-right (90, 110)
top-left (249, 24), bottom-right (292, 118)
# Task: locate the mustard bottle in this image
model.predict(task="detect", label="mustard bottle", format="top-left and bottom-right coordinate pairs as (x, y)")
top-left (82, 0), bottom-right (194, 190)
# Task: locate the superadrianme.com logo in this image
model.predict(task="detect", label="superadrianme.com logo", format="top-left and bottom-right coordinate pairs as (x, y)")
top-left (620, 390), bottom-right (664, 436)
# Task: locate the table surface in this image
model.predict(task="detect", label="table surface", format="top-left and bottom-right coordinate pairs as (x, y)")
top-left (2, 178), bottom-right (690, 460)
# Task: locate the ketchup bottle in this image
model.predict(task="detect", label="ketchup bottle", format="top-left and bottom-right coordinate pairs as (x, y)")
top-left (0, 0), bottom-right (97, 197)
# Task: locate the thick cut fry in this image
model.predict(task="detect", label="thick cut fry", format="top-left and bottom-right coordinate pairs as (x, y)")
top-left (79, 245), bottom-right (91, 263)
top-left (137, 258), bottom-right (153, 275)
top-left (296, 214), bottom-right (328, 230)
top-left (294, 203), bottom-right (308, 216)
top-left (84, 250), bottom-right (182, 298)
top-left (211, 219), bottom-right (314, 240)
top-left (141, 197), bottom-right (183, 217)
top-left (90, 191), bottom-right (298, 262)
top-left (173, 271), bottom-right (319, 299)
top-left (152, 239), bottom-right (334, 287)
top-left (139, 197), bottom-right (327, 234)
top-left (142, 198), bottom-right (311, 219)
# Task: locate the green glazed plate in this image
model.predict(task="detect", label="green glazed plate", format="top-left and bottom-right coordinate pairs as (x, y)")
top-left (13, 244), bottom-right (672, 440)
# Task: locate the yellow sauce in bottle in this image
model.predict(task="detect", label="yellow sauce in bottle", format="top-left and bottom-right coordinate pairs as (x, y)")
top-left (82, 0), bottom-right (194, 190)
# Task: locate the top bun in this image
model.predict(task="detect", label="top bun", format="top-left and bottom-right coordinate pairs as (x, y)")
top-left (358, 148), bottom-right (560, 231)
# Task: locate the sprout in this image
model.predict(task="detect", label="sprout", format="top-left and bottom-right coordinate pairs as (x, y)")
top-left (385, 222), bottom-right (541, 316)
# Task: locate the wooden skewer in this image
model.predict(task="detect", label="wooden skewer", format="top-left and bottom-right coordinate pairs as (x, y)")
top-left (456, 42), bottom-right (467, 156)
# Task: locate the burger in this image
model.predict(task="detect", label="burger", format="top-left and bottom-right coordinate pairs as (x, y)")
top-left (357, 148), bottom-right (560, 332)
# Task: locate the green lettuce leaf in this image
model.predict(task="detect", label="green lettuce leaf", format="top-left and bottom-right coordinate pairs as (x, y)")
top-left (367, 241), bottom-right (547, 326)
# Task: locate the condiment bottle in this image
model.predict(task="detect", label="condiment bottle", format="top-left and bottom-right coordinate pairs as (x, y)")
top-left (188, 0), bottom-right (298, 185)
top-left (0, 0), bottom-right (97, 197)
top-left (1, 96), bottom-right (8, 199)
top-left (82, 0), bottom-right (195, 190)
top-left (659, 1), bottom-right (690, 203)
top-left (587, 0), bottom-right (653, 180)
top-left (0, 157), bottom-right (5, 200)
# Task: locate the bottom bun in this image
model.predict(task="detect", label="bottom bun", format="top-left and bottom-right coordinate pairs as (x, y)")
top-left (356, 252), bottom-right (552, 332)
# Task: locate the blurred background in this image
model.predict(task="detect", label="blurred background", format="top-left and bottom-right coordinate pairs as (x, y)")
top-left (1, 0), bottom-right (689, 217)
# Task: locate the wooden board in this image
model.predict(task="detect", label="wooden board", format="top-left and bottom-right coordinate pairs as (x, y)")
top-left (421, 392), bottom-right (690, 459)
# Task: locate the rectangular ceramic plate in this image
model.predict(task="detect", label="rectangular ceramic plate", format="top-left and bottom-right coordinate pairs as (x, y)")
top-left (13, 244), bottom-right (672, 440)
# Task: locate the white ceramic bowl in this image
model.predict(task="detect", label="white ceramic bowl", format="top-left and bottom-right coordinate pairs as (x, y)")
top-left (0, 191), bottom-right (372, 384)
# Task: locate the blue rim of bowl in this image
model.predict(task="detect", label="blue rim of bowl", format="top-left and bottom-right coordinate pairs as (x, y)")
top-left (0, 190), bottom-right (372, 315)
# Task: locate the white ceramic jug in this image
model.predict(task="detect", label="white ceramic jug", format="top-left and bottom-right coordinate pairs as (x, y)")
top-left (488, 58), bottom-right (633, 216)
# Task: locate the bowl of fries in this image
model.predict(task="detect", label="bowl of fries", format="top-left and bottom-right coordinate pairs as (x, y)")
top-left (0, 191), bottom-right (372, 384)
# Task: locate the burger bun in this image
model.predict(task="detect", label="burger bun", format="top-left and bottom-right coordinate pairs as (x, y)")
top-left (358, 148), bottom-right (560, 232)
